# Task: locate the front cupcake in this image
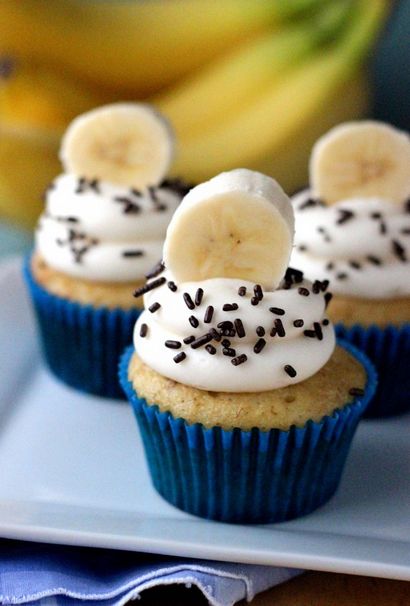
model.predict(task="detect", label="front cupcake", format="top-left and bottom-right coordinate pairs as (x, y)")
top-left (25, 103), bottom-right (190, 398)
top-left (120, 169), bottom-right (376, 524)
top-left (291, 121), bottom-right (410, 417)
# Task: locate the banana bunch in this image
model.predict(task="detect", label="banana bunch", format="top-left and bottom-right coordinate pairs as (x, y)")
top-left (0, 0), bottom-right (388, 228)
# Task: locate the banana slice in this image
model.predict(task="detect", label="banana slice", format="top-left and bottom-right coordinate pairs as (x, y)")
top-left (163, 168), bottom-right (294, 289)
top-left (60, 103), bottom-right (174, 188)
top-left (310, 121), bottom-right (410, 204)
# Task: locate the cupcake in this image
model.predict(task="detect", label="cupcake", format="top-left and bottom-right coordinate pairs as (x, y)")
top-left (120, 169), bottom-right (376, 524)
top-left (291, 121), bottom-right (410, 417)
top-left (25, 103), bottom-right (190, 398)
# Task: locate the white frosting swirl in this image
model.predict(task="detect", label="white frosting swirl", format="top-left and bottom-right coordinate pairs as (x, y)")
top-left (290, 191), bottom-right (410, 299)
top-left (133, 270), bottom-right (335, 392)
top-left (35, 174), bottom-right (185, 282)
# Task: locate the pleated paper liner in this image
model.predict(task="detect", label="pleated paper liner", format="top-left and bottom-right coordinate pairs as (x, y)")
top-left (336, 323), bottom-right (410, 418)
top-left (119, 341), bottom-right (376, 524)
top-left (24, 255), bottom-right (141, 399)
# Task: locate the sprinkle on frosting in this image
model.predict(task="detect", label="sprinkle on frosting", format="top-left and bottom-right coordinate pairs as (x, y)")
top-left (133, 268), bottom-right (335, 392)
top-left (291, 191), bottom-right (410, 299)
top-left (134, 276), bottom-right (166, 297)
top-left (148, 302), bottom-right (161, 313)
top-left (145, 260), bottom-right (165, 279)
top-left (36, 174), bottom-right (186, 283)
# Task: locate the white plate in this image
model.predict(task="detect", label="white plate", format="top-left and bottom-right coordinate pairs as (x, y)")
top-left (0, 257), bottom-right (409, 580)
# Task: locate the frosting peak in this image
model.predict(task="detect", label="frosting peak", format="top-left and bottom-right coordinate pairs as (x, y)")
top-left (35, 174), bottom-right (187, 282)
top-left (291, 191), bottom-right (410, 299)
top-left (133, 266), bottom-right (335, 392)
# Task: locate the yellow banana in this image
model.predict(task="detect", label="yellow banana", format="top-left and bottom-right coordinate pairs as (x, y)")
top-left (155, 0), bottom-right (352, 138)
top-left (0, 0), bottom-right (319, 96)
top-left (0, 61), bottom-right (104, 227)
top-left (170, 0), bottom-right (388, 182)
top-left (0, 128), bottom-right (60, 228)
top-left (0, 59), bottom-right (104, 131)
top-left (255, 75), bottom-right (370, 192)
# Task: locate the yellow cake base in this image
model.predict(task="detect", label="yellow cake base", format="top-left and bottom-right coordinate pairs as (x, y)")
top-left (328, 294), bottom-right (410, 327)
top-left (31, 252), bottom-right (144, 310)
top-left (128, 346), bottom-right (366, 431)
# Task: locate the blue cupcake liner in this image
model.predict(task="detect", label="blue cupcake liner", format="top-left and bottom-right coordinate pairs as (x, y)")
top-left (119, 340), bottom-right (376, 524)
top-left (336, 323), bottom-right (410, 418)
top-left (23, 255), bottom-right (141, 399)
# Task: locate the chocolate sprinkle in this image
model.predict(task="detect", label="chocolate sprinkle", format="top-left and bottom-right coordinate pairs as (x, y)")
top-left (139, 323), bottom-right (148, 337)
top-left (114, 196), bottom-right (141, 214)
top-left (371, 212), bottom-right (382, 220)
top-left (337, 209), bottom-right (355, 224)
top-left (160, 177), bottom-right (193, 198)
top-left (191, 333), bottom-right (214, 349)
top-left (221, 339), bottom-right (231, 348)
top-left (254, 338), bottom-right (266, 354)
top-left (133, 276), bottom-right (166, 297)
top-left (206, 344), bottom-right (216, 355)
top-left (234, 318), bottom-right (246, 338)
top-left (167, 281), bottom-right (177, 292)
top-left (337, 272), bottom-right (348, 280)
top-left (284, 365), bottom-right (297, 378)
top-left (401, 227), bottom-right (410, 235)
top-left (238, 286), bottom-right (247, 297)
top-left (256, 326), bottom-right (265, 336)
top-left (269, 307), bottom-right (285, 315)
top-left (303, 330), bottom-right (316, 338)
top-left (367, 255), bottom-right (381, 266)
top-left (231, 354), bottom-right (248, 366)
top-left (204, 306), bottom-right (214, 323)
top-left (173, 352), bottom-right (186, 364)
top-left (253, 284), bottom-right (263, 300)
top-left (293, 319), bottom-right (304, 328)
top-left (183, 292), bottom-right (195, 310)
top-left (298, 197), bottom-right (324, 210)
top-left (298, 287), bottom-right (310, 297)
top-left (324, 292), bottom-right (333, 307)
top-left (122, 250), bottom-right (144, 258)
top-left (285, 267), bottom-right (304, 284)
top-left (313, 322), bottom-right (323, 340)
top-left (76, 177), bottom-right (99, 194)
top-left (223, 347), bottom-right (236, 357)
top-left (210, 328), bottom-right (222, 342)
top-left (323, 319), bottom-right (330, 326)
top-left (189, 315), bottom-right (199, 328)
top-left (270, 326), bottom-right (277, 337)
top-left (392, 239), bottom-right (407, 262)
top-left (274, 318), bottom-right (286, 337)
top-left (165, 340), bottom-right (181, 349)
top-left (145, 260), bottom-right (165, 279)
top-left (148, 302), bottom-right (161, 313)
top-left (326, 262), bottom-right (334, 271)
top-left (195, 288), bottom-right (204, 306)
top-left (349, 387), bottom-right (364, 397)
top-left (349, 260), bottom-right (361, 270)
top-left (183, 335), bottom-right (195, 344)
top-left (250, 296), bottom-right (260, 306)
top-left (223, 303), bottom-right (239, 311)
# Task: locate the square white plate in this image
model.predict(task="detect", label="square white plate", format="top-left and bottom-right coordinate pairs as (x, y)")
top-left (0, 257), bottom-right (409, 580)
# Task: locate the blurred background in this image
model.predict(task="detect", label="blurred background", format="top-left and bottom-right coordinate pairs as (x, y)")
top-left (0, 0), bottom-right (408, 256)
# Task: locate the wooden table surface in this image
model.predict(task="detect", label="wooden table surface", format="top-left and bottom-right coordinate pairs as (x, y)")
top-left (138, 571), bottom-right (410, 605)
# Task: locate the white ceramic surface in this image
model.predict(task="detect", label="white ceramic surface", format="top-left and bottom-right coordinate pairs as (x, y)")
top-left (0, 257), bottom-right (409, 580)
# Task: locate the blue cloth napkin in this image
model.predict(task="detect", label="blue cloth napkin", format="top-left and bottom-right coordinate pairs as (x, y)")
top-left (0, 540), bottom-right (302, 606)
